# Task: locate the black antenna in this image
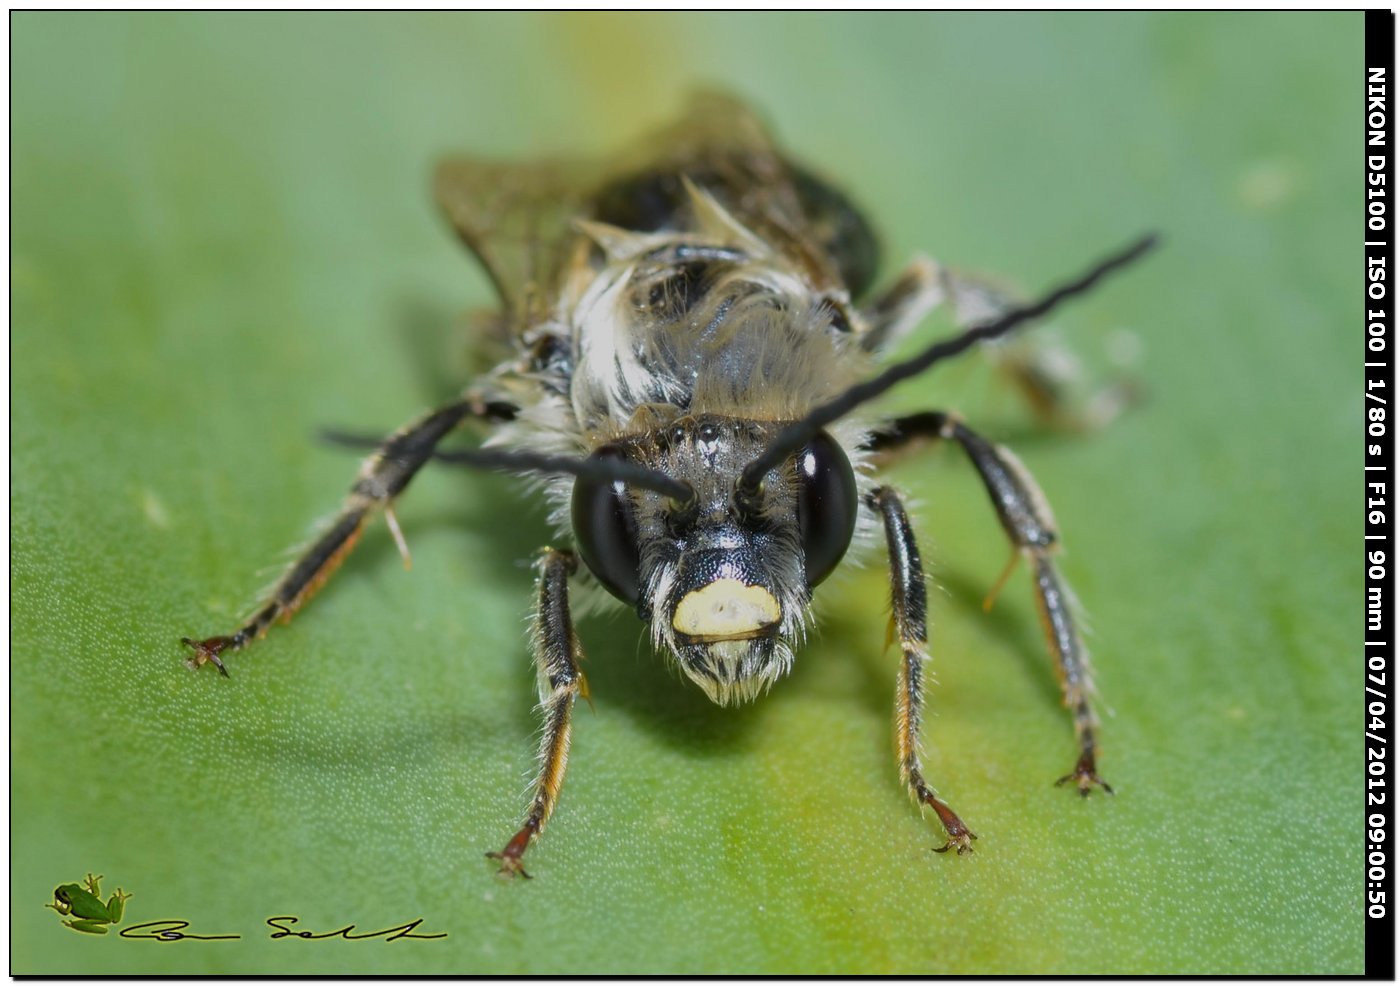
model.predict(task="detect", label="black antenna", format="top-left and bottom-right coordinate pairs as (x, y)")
top-left (321, 430), bottom-right (695, 501)
top-left (738, 233), bottom-right (1158, 492)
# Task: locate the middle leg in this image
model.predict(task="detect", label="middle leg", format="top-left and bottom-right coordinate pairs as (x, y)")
top-left (868, 412), bottom-right (1111, 796)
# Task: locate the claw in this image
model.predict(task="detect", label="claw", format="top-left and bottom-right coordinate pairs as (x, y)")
top-left (1056, 752), bottom-right (1114, 796)
top-left (487, 825), bottom-right (536, 879)
top-left (486, 850), bottom-right (532, 880)
top-left (181, 636), bottom-right (234, 676)
top-left (923, 789), bottom-right (978, 855)
top-left (932, 831), bottom-right (978, 855)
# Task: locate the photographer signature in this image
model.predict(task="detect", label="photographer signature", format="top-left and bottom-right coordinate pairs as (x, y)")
top-left (119, 916), bottom-right (446, 942)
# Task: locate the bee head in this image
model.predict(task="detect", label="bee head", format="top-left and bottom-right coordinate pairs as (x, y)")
top-left (571, 415), bottom-right (858, 705)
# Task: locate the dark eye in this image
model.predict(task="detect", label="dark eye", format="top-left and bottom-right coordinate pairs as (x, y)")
top-left (795, 431), bottom-right (858, 588)
top-left (571, 446), bottom-right (642, 605)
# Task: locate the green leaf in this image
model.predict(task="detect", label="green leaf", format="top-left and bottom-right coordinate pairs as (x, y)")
top-left (12, 11), bottom-right (1362, 974)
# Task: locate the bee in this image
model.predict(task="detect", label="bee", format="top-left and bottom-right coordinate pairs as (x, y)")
top-left (182, 93), bottom-right (1154, 878)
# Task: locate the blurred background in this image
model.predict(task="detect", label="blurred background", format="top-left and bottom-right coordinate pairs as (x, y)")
top-left (12, 12), bottom-right (1362, 974)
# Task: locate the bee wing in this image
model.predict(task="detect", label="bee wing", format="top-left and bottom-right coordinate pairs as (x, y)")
top-left (436, 92), bottom-right (877, 325)
top-left (618, 92), bottom-right (812, 235)
top-left (608, 91), bottom-right (874, 297)
top-left (433, 98), bottom-right (789, 326)
top-left (434, 156), bottom-right (595, 328)
top-left (635, 91), bottom-right (785, 173)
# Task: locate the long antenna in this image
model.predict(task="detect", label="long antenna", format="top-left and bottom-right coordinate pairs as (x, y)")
top-left (321, 430), bottom-right (695, 501)
top-left (738, 233), bottom-right (1158, 491)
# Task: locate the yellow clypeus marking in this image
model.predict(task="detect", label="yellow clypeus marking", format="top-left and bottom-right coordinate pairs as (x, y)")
top-left (672, 578), bottom-right (781, 638)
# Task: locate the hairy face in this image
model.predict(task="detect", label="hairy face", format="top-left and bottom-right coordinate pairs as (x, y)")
top-left (571, 414), bottom-right (858, 705)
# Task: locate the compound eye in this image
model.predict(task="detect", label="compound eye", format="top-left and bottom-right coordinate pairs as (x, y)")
top-left (571, 445), bottom-right (642, 605)
top-left (796, 431), bottom-right (858, 588)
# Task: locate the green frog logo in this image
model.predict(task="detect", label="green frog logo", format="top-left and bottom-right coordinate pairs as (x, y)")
top-left (46, 874), bottom-right (132, 935)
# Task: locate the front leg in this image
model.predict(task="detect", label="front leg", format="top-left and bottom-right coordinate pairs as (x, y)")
top-left (488, 549), bottom-right (584, 879)
top-left (868, 486), bottom-right (977, 855)
top-left (182, 395), bottom-right (507, 674)
top-left (870, 412), bottom-right (1111, 796)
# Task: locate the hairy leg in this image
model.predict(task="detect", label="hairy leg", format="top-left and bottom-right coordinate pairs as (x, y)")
top-left (860, 261), bottom-right (1138, 430)
top-left (868, 413), bottom-right (1110, 795)
top-left (182, 394), bottom-right (511, 674)
top-left (488, 549), bottom-right (585, 879)
top-left (868, 486), bottom-right (978, 854)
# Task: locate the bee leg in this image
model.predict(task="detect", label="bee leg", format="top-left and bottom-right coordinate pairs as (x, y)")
top-left (952, 272), bottom-right (1142, 432)
top-left (871, 412), bottom-right (1110, 796)
top-left (181, 395), bottom-right (496, 674)
top-left (868, 486), bottom-right (978, 856)
top-left (988, 329), bottom-right (1142, 434)
top-left (488, 548), bottom-right (584, 880)
top-left (858, 256), bottom-right (944, 353)
top-left (862, 262), bottom-right (1139, 430)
